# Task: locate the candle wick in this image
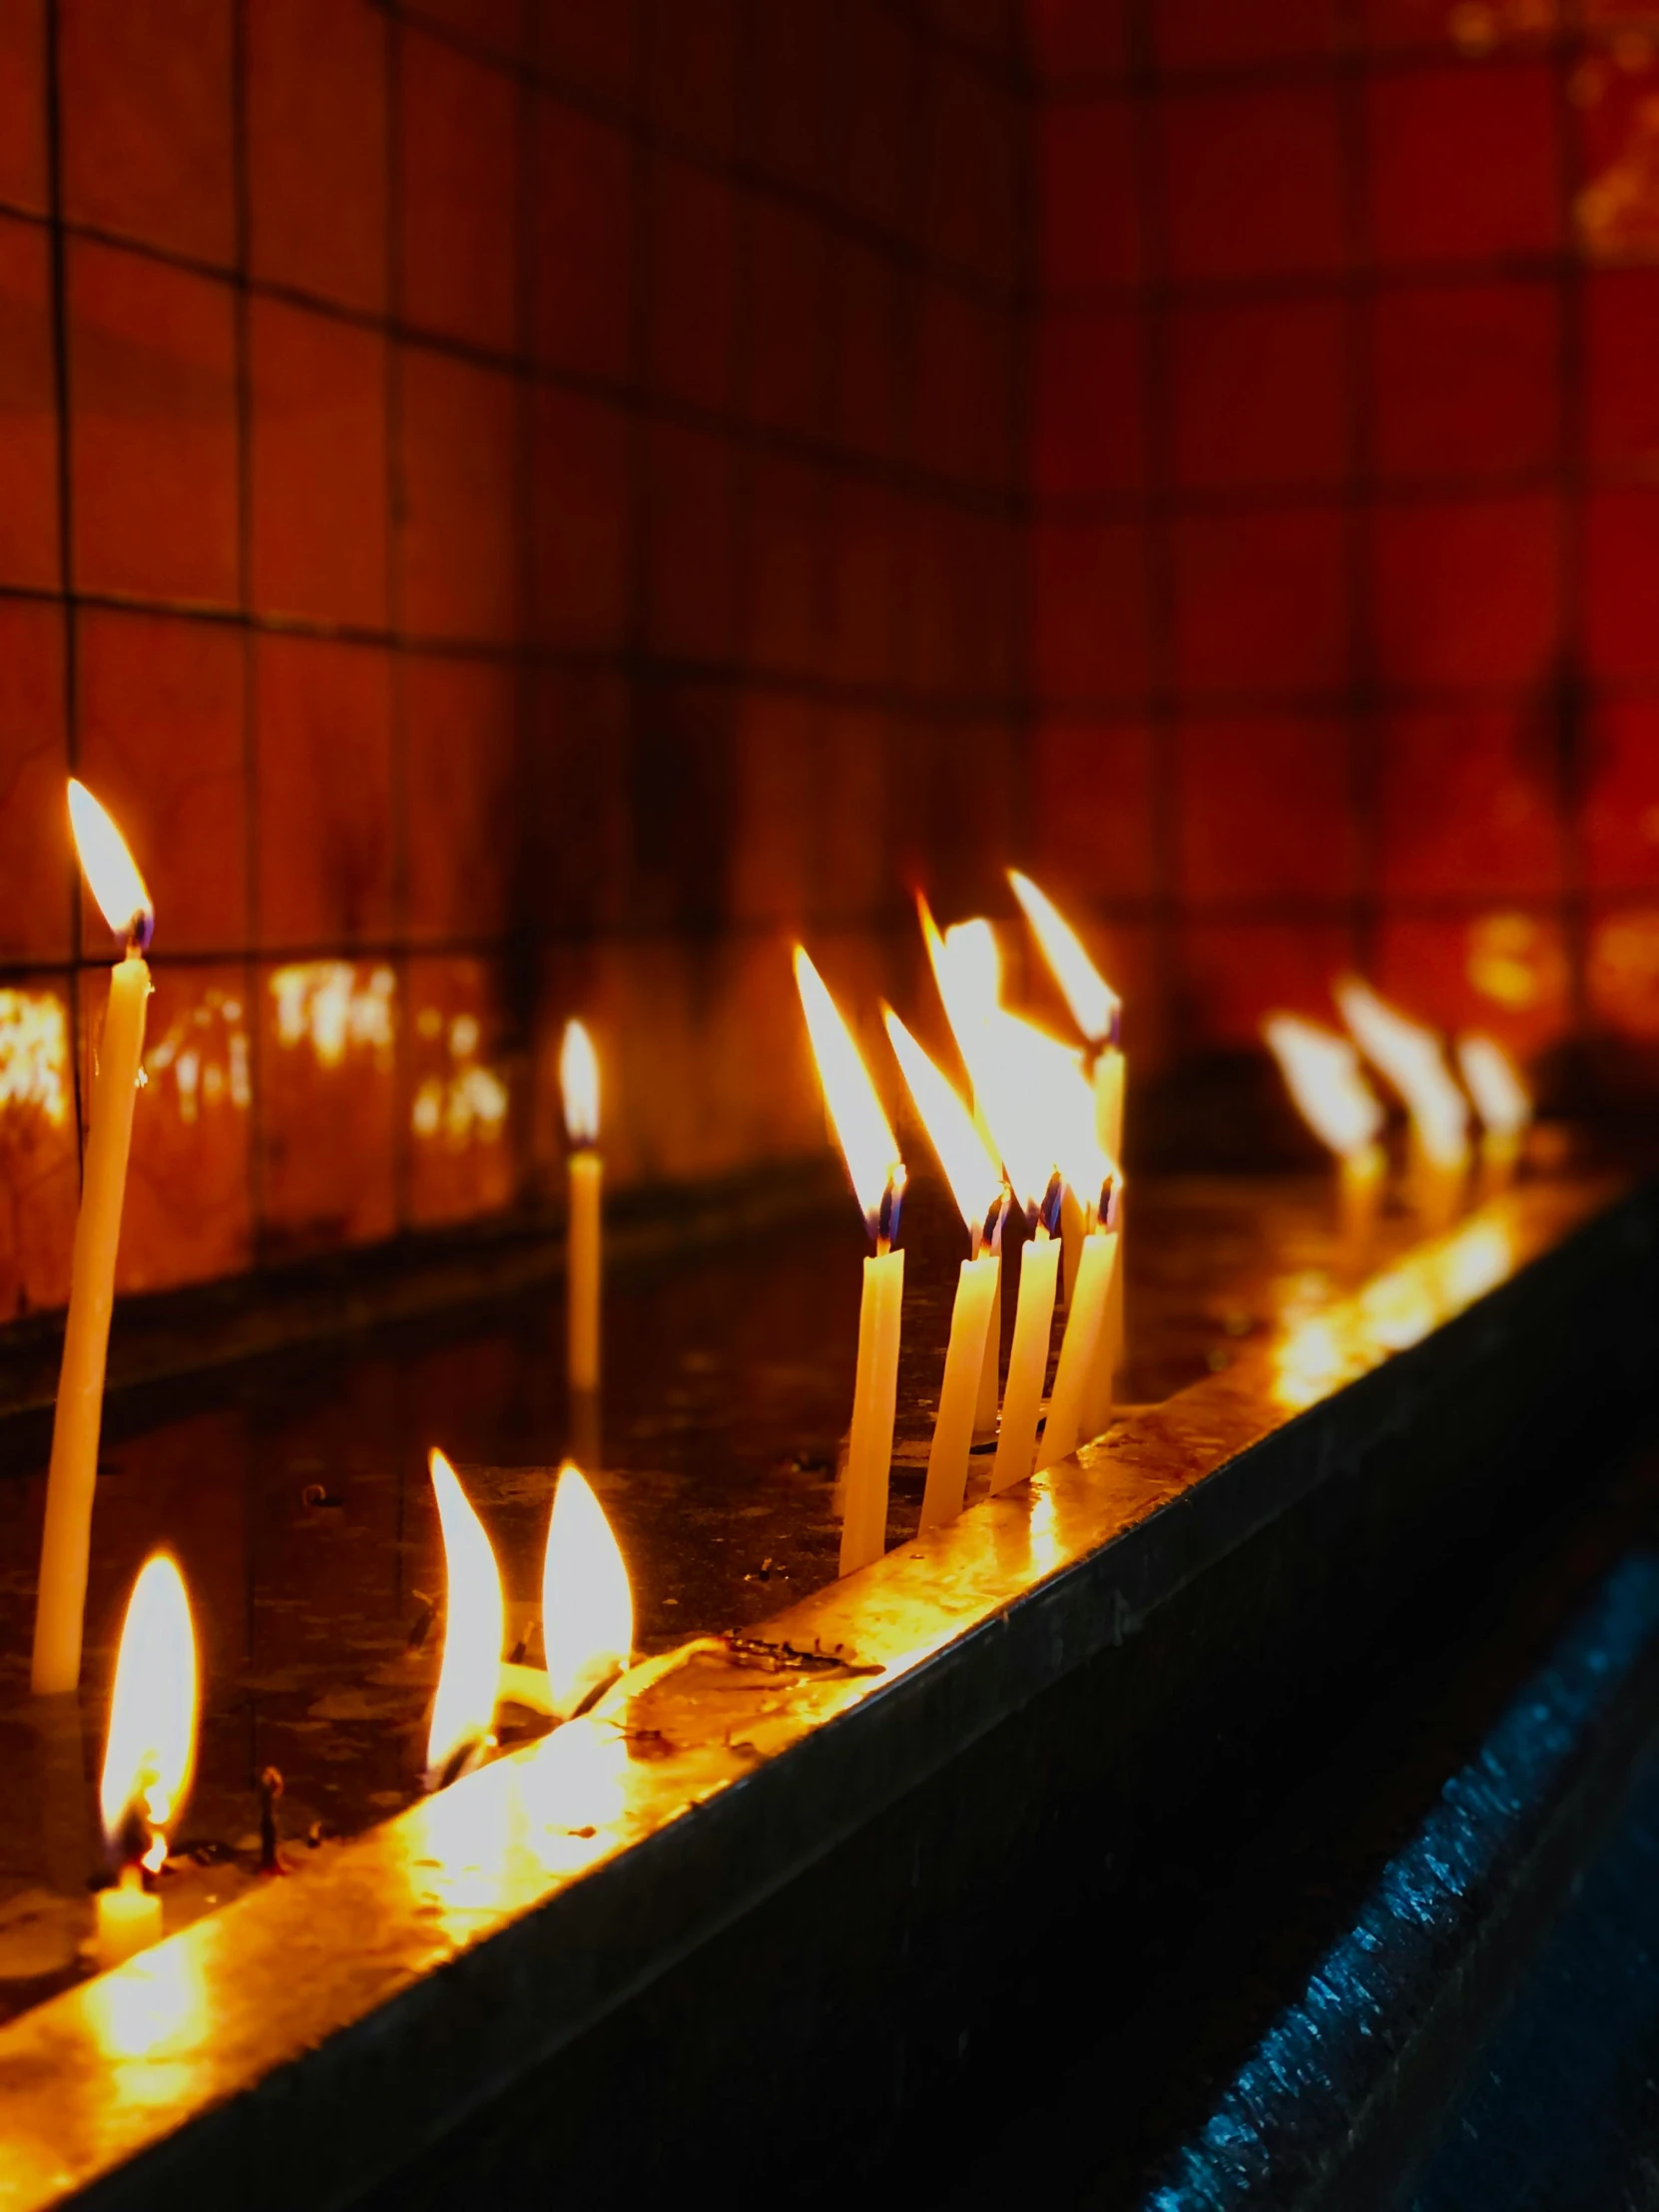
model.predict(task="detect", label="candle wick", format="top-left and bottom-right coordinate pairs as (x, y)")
top-left (126, 909), bottom-right (154, 956)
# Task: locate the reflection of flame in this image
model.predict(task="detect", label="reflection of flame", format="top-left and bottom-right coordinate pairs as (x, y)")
top-left (1264, 1014), bottom-right (1385, 1162)
top-left (271, 962), bottom-right (395, 1068)
top-left (1273, 1213), bottom-right (1516, 1411)
top-left (542, 1463), bottom-right (633, 1720)
top-left (1008, 870), bottom-right (1120, 1046)
top-left (143, 988), bottom-right (251, 1124)
top-left (1456, 1034), bottom-right (1531, 1141)
top-left (69, 780), bottom-right (152, 943)
top-left (794, 947), bottom-right (902, 1238)
top-left (87, 1938), bottom-right (206, 2067)
top-left (1336, 977), bottom-right (1469, 1169)
top-left (0, 989), bottom-right (69, 1124)
top-left (882, 1007), bottom-right (1002, 1232)
top-left (426, 1449), bottom-right (504, 1788)
top-left (100, 1556), bottom-right (197, 1872)
top-left (411, 1004), bottom-right (509, 1146)
top-left (560, 1020), bottom-right (598, 1145)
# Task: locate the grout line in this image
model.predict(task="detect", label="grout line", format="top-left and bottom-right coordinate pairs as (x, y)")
top-left (40, 0), bottom-right (83, 1158)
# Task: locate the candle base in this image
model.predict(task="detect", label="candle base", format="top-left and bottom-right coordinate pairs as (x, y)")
top-left (94, 1867), bottom-right (162, 1971)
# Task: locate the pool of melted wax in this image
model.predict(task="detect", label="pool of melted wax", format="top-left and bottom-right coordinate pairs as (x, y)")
top-left (0, 1162), bottom-right (1491, 2025)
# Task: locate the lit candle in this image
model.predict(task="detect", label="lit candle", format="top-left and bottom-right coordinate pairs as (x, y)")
top-left (426, 1448), bottom-right (505, 1791)
top-left (561, 1021), bottom-right (602, 1397)
top-left (1008, 871), bottom-right (1127, 1371)
top-left (1336, 977), bottom-right (1469, 1181)
top-left (33, 783), bottom-right (155, 1698)
top-left (95, 1553), bottom-right (196, 1970)
top-left (1456, 1032), bottom-right (1531, 1172)
top-left (1041, 1182), bottom-right (1120, 1472)
top-left (794, 948), bottom-right (905, 1578)
top-left (883, 1008), bottom-right (1007, 1531)
top-left (499, 1462), bottom-right (635, 1722)
top-left (918, 895), bottom-right (1079, 1496)
top-left (1264, 1012), bottom-right (1387, 1235)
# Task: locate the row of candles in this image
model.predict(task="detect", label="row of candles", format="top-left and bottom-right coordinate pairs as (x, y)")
top-left (31, 779), bottom-right (1529, 1982)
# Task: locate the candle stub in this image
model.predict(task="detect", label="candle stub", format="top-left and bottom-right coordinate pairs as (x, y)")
top-left (94, 1866), bottom-right (162, 1970)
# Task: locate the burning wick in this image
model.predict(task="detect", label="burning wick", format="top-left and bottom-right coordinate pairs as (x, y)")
top-left (96, 1554), bottom-right (196, 1969)
top-left (883, 1009), bottom-right (1006, 1531)
top-left (794, 948), bottom-right (906, 1577)
top-left (425, 1449), bottom-right (505, 1792)
top-left (560, 1020), bottom-right (602, 1400)
top-left (34, 782), bottom-right (156, 1699)
top-left (498, 1462), bottom-right (635, 1722)
top-left (259, 1767), bottom-right (284, 1875)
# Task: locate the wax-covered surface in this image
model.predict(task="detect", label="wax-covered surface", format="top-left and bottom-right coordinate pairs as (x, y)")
top-left (0, 1154), bottom-right (1592, 2030)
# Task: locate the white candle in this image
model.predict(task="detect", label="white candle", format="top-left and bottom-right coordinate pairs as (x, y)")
top-left (95, 1866), bottom-right (161, 1969)
top-left (975, 1260), bottom-right (1001, 1438)
top-left (989, 1223), bottom-right (1061, 1495)
top-left (560, 1022), bottom-right (601, 1396)
top-left (33, 784), bottom-right (154, 1698)
top-left (841, 1244), bottom-right (904, 1572)
top-left (882, 1007), bottom-right (1010, 1533)
top-left (796, 950), bottom-right (906, 1580)
top-left (1037, 1227), bottom-right (1118, 1472)
top-left (919, 1250), bottom-right (999, 1530)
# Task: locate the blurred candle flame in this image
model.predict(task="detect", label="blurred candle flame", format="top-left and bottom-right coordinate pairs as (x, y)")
top-left (794, 946), bottom-right (904, 1241)
top-left (1456, 1033), bottom-right (1531, 1142)
top-left (542, 1463), bottom-right (633, 1720)
top-left (560, 1020), bottom-right (599, 1146)
top-left (882, 1007), bottom-right (1003, 1235)
top-left (1336, 977), bottom-right (1470, 1170)
top-left (917, 905), bottom-right (1065, 1209)
top-left (69, 780), bottom-right (153, 947)
top-left (1263, 1013), bottom-right (1386, 1162)
top-left (1008, 870), bottom-right (1120, 1047)
top-left (426, 1448), bottom-right (504, 1789)
top-left (100, 1555), bottom-right (196, 1874)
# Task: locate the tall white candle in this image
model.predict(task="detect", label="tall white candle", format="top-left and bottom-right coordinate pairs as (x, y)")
top-left (975, 1261), bottom-right (1001, 1438)
top-left (560, 1021), bottom-right (601, 1395)
top-left (990, 1220), bottom-right (1061, 1495)
top-left (883, 1008), bottom-right (1008, 1534)
top-left (795, 949), bottom-right (906, 1580)
top-left (841, 1244), bottom-right (904, 1573)
top-left (1037, 1226), bottom-right (1118, 1472)
top-left (33, 785), bottom-right (154, 1699)
top-left (1007, 871), bottom-right (1128, 1386)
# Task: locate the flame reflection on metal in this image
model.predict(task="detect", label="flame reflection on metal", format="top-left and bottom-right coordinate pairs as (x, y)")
top-left (1274, 1211), bottom-right (1518, 1412)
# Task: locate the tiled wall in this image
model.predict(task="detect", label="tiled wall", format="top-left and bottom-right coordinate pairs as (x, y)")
top-left (1027, 0), bottom-right (1659, 1096)
top-left (0, 0), bottom-right (1027, 1317)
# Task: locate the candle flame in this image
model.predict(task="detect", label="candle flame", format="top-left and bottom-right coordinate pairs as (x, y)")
top-left (426, 1448), bottom-right (504, 1788)
top-left (1008, 871), bottom-right (1120, 1047)
top-left (100, 1555), bottom-right (196, 1872)
top-left (882, 1007), bottom-right (1003, 1233)
top-left (542, 1463), bottom-right (633, 1720)
top-left (68, 780), bottom-right (153, 948)
top-left (560, 1020), bottom-right (599, 1145)
top-left (1264, 1013), bottom-right (1386, 1162)
top-left (794, 946), bottom-right (903, 1239)
top-left (917, 895), bottom-right (1070, 1211)
top-left (1336, 977), bottom-right (1470, 1170)
top-left (1456, 1033), bottom-right (1531, 1141)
